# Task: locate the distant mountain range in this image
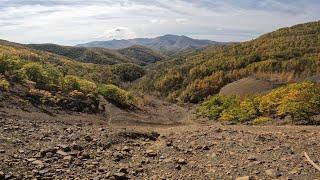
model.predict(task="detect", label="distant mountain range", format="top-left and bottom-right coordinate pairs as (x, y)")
top-left (76, 34), bottom-right (228, 54)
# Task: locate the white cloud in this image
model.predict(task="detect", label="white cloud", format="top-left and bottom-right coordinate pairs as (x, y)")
top-left (175, 18), bottom-right (188, 24)
top-left (102, 27), bottom-right (136, 40)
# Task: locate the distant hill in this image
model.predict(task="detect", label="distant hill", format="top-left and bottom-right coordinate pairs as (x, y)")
top-left (118, 45), bottom-right (164, 65)
top-left (27, 44), bottom-right (137, 65)
top-left (76, 34), bottom-right (226, 55)
top-left (139, 21), bottom-right (320, 103)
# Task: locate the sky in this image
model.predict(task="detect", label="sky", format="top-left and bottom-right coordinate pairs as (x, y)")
top-left (0, 0), bottom-right (319, 45)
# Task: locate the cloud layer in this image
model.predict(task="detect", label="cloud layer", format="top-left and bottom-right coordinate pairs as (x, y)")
top-left (0, 0), bottom-right (319, 45)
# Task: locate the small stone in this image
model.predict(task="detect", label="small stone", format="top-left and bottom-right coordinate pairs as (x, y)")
top-left (84, 135), bottom-right (93, 142)
top-left (289, 167), bottom-right (302, 175)
top-left (18, 149), bottom-right (25, 154)
top-left (235, 176), bottom-right (251, 180)
top-left (63, 155), bottom-right (72, 161)
top-left (145, 150), bottom-right (157, 157)
top-left (66, 128), bottom-right (73, 134)
top-left (72, 144), bottom-right (84, 151)
top-left (59, 145), bottom-right (71, 152)
top-left (80, 153), bottom-right (91, 159)
top-left (98, 167), bottom-right (108, 172)
top-left (32, 160), bottom-right (44, 167)
top-left (177, 158), bottom-right (187, 165)
top-left (27, 158), bottom-right (37, 162)
top-left (252, 170), bottom-right (260, 175)
top-left (113, 152), bottom-right (125, 162)
top-left (40, 147), bottom-right (57, 157)
top-left (0, 149), bottom-right (5, 153)
top-left (202, 145), bottom-right (210, 150)
top-left (166, 140), bottom-right (173, 146)
top-left (113, 172), bottom-right (127, 180)
top-left (122, 146), bottom-right (130, 152)
top-left (0, 171), bottom-right (5, 179)
top-left (265, 169), bottom-right (281, 177)
top-left (56, 150), bottom-right (69, 156)
top-left (118, 167), bottom-right (128, 174)
top-left (38, 169), bottom-right (49, 175)
top-left (175, 165), bottom-right (182, 170)
top-left (248, 155), bottom-right (257, 161)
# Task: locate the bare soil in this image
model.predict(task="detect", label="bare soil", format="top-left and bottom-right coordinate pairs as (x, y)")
top-left (0, 98), bottom-right (320, 180)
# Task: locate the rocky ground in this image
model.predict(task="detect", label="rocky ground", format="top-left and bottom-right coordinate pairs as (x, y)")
top-left (0, 102), bottom-right (320, 180)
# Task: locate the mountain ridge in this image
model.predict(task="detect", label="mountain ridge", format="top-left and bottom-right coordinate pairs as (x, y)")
top-left (76, 34), bottom-right (228, 55)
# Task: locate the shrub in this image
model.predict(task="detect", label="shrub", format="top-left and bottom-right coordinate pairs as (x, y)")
top-left (0, 75), bottom-right (10, 91)
top-left (69, 90), bottom-right (85, 98)
top-left (98, 84), bottom-right (135, 108)
top-left (252, 117), bottom-right (273, 125)
top-left (0, 55), bottom-right (22, 74)
top-left (198, 82), bottom-right (320, 124)
top-left (22, 63), bottom-right (50, 84)
top-left (28, 88), bottom-right (59, 105)
top-left (275, 82), bottom-right (320, 121)
top-left (219, 97), bottom-right (259, 122)
top-left (62, 75), bottom-right (97, 94)
top-left (197, 95), bottom-right (238, 120)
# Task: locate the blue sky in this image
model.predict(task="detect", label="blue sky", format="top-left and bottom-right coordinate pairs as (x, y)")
top-left (0, 0), bottom-right (319, 45)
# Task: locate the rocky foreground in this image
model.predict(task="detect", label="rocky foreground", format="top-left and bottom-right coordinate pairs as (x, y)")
top-left (0, 107), bottom-right (320, 180)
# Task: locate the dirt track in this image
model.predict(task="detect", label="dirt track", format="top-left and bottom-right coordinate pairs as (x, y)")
top-left (0, 100), bottom-right (320, 179)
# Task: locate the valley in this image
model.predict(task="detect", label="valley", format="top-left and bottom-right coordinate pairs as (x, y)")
top-left (0, 21), bottom-right (320, 179)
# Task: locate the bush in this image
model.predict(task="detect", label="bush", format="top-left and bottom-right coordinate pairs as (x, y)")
top-left (23, 63), bottom-right (48, 83)
top-left (252, 117), bottom-right (273, 125)
top-left (197, 95), bottom-right (238, 120)
top-left (275, 82), bottom-right (320, 121)
top-left (28, 88), bottom-right (59, 105)
top-left (198, 82), bottom-right (320, 124)
top-left (0, 55), bottom-right (22, 74)
top-left (219, 97), bottom-right (259, 122)
top-left (62, 75), bottom-right (97, 95)
top-left (0, 75), bottom-right (10, 91)
top-left (98, 84), bottom-right (135, 108)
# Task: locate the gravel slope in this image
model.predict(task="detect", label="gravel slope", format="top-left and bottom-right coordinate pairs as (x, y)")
top-left (0, 104), bottom-right (320, 179)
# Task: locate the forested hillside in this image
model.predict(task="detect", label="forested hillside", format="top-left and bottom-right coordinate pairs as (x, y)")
top-left (118, 45), bottom-right (164, 65)
top-left (27, 44), bottom-right (137, 65)
top-left (0, 40), bottom-right (145, 112)
top-left (139, 21), bottom-right (320, 103)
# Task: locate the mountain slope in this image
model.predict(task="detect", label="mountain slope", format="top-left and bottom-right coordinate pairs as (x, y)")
top-left (76, 34), bottom-right (226, 54)
top-left (118, 45), bottom-right (164, 65)
top-left (27, 43), bottom-right (137, 65)
top-left (0, 39), bottom-right (146, 112)
top-left (138, 21), bottom-right (320, 103)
